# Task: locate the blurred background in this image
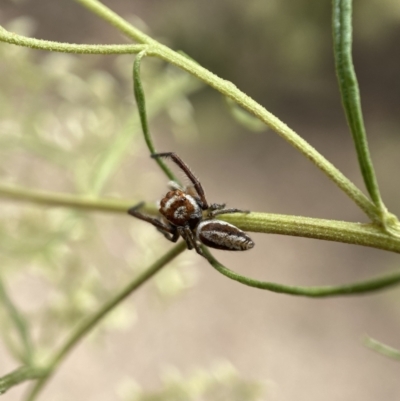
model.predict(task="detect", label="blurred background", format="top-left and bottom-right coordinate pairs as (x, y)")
top-left (0, 0), bottom-right (400, 400)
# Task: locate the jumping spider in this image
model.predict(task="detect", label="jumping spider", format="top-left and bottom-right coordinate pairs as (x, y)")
top-left (128, 152), bottom-right (254, 256)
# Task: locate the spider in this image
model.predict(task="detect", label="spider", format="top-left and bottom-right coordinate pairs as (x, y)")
top-left (128, 152), bottom-right (254, 256)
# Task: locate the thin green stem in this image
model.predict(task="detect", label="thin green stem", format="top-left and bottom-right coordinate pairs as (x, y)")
top-left (219, 212), bottom-right (400, 254)
top-left (133, 52), bottom-right (178, 182)
top-left (1, 185), bottom-right (400, 253)
top-left (1, 0), bottom-right (379, 221)
top-left (73, 0), bottom-right (156, 45)
top-left (332, 0), bottom-right (387, 219)
top-left (0, 366), bottom-right (48, 396)
top-left (0, 277), bottom-right (33, 365)
top-left (0, 26), bottom-right (146, 54)
top-left (154, 46), bottom-right (379, 221)
top-left (203, 247), bottom-right (400, 297)
top-left (363, 336), bottom-right (400, 361)
top-left (0, 184), bottom-right (136, 214)
top-left (72, 0), bottom-right (380, 222)
top-left (24, 242), bottom-right (186, 401)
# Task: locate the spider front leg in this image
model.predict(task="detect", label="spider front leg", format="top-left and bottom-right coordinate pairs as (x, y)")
top-left (157, 226), bottom-right (180, 243)
top-left (128, 202), bottom-right (179, 242)
top-left (207, 204), bottom-right (250, 218)
top-left (151, 152), bottom-right (209, 210)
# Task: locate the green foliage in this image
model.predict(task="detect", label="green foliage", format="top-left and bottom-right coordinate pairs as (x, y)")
top-left (0, 14), bottom-right (203, 399)
top-left (118, 362), bottom-right (264, 401)
top-left (0, 24), bottom-right (147, 353)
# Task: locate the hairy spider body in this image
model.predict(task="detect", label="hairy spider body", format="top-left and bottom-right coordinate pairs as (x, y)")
top-left (128, 152), bottom-right (254, 256)
top-left (159, 189), bottom-right (202, 229)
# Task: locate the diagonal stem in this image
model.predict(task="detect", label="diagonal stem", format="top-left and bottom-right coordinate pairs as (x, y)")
top-left (0, 366), bottom-right (48, 396)
top-left (363, 336), bottom-right (400, 361)
top-left (0, 278), bottom-right (33, 365)
top-left (73, 0), bottom-right (156, 44)
top-left (73, 0), bottom-right (380, 222)
top-left (24, 242), bottom-right (186, 401)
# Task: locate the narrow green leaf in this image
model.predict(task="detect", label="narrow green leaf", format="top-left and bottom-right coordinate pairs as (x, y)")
top-left (91, 70), bottom-right (202, 195)
top-left (332, 0), bottom-right (386, 218)
top-left (133, 51), bottom-right (178, 182)
top-left (24, 242), bottom-right (186, 401)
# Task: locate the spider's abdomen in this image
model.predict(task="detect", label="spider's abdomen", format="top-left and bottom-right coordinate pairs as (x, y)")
top-left (196, 220), bottom-right (255, 251)
top-left (159, 189), bottom-right (202, 228)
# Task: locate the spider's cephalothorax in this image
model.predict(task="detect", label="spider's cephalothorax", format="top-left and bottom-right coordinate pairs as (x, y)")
top-left (159, 188), bottom-right (202, 230)
top-left (128, 152), bottom-right (254, 256)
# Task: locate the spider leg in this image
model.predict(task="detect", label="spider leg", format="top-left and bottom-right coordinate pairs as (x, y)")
top-left (176, 226), bottom-right (203, 255)
top-left (208, 203), bottom-right (226, 211)
top-left (158, 226), bottom-right (180, 242)
top-left (192, 241), bottom-right (204, 256)
top-left (208, 208), bottom-right (250, 218)
top-left (128, 203), bottom-right (177, 240)
top-left (151, 152), bottom-right (209, 210)
top-left (177, 226), bottom-right (193, 250)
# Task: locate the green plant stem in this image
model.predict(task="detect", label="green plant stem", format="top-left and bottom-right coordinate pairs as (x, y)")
top-left (0, 278), bottom-right (33, 365)
top-left (363, 336), bottom-right (400, 361)
top-left (1, 1), bottom-right (381, 222)
top-left (0, 366), bottom-right (48, 395)
top-left (332, 0), bottom-right (385, 217)
top-left (24, 241), bottom-right (186, 401)
top-left (72, 0), bottom-right (380, 223)
top-left (0, 184), bottom-right (136, 213)
top-left (73, 0), bottom-right (157, 45)
top-left (0, 26), bottom-right (146, 54)
top-left (151, 49), bottom-right (379, 220)
top-left (1, 185), bottom-right (400, 254)
top-left (203, 247), bottom-right (400, 297)
top-left (219, 212), bottom-right (400, 254)
top-left (133, 51), bottom-right (178, 182)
